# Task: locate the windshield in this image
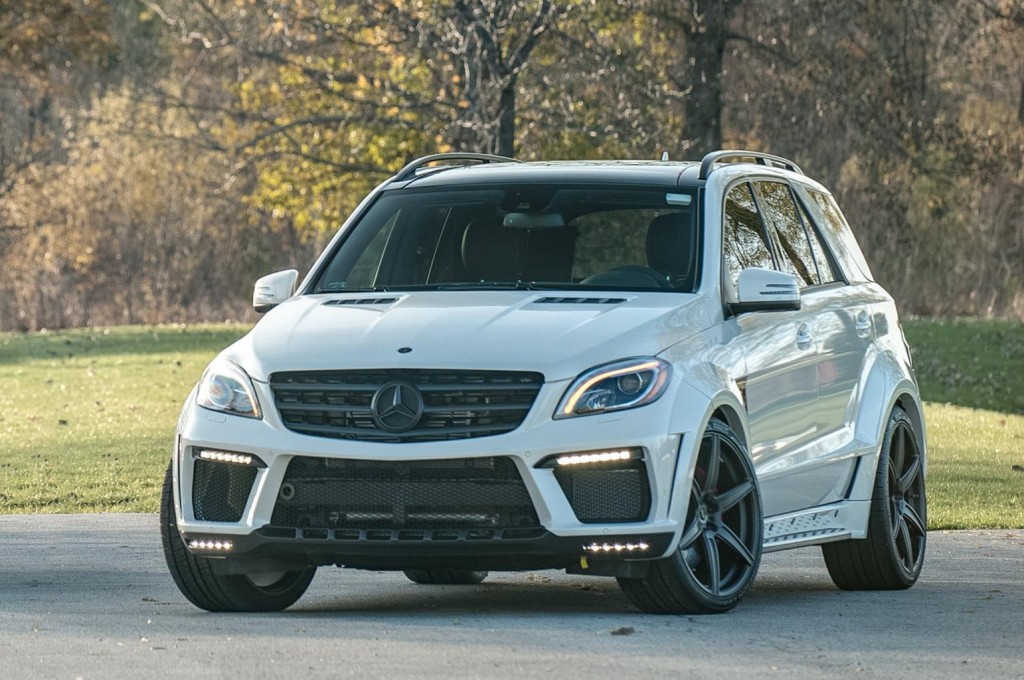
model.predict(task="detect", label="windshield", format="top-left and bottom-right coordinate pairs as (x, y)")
top-left (313, 184), bottom-right (699, 293)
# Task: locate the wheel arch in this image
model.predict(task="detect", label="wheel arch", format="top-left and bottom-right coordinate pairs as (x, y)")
top-left (847, 348), bottom-right (926, 503)
top-left (665, 387), bottom-right (753, 536)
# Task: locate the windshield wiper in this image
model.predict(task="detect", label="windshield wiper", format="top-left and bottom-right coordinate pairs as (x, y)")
top-left (317, 284), bottom-right (392, 293)
top-left (433, 281), bottom-right (540, 291)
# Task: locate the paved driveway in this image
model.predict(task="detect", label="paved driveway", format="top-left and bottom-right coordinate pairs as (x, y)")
top-left (0, 514), bottom-right (1021, 679)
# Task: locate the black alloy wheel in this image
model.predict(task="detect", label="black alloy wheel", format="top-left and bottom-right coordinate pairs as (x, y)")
top-left (160, 462), bottom-right (316, 612)
top-left (822, 406), bottom-right (927, 589)
top-left (618, 419), bottom-right (763, 614)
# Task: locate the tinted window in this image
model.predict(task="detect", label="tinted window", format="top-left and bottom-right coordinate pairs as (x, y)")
top-left (722, 182), bottom-right (774, 297)
top-left (313, 186), bottom-right (699, 292)
top-left (795, 197), bottom-right (837, 284)
top-left (573, 209), bottom-right (669, 280)
top-left (755, 181), bottom-right (818, 287)
top-left (807, 190), bottom-right (873, 283)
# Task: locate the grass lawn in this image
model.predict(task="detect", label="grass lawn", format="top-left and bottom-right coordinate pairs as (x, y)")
top-left (0, 325), bottom-right (248, 514)
top-left (1, 319), bottom-right (1022, 528)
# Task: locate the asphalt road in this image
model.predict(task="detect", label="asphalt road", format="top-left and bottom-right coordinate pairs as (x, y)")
top-left (0, 515), bottom-right (1021, 680)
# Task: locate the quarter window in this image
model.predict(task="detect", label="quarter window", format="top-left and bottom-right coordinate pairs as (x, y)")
top-left (807, 191), bottom-right (873, 283)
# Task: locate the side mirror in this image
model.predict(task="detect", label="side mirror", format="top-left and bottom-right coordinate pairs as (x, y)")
top-left (253, 269), bottom-right (299, 313)
top-left (730, 267), bottom-right (800, 315)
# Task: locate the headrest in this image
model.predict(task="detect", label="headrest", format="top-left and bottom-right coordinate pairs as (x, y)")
top-left (646, 212), bottom-right (694, 284)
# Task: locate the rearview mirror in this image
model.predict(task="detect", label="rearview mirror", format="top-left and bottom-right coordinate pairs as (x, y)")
top-left (503, 212), bottom-right (565, 228)
top-left (253, 269), bottom-right (299, 313)
top-left (730, 267), bottom-right (800, 315)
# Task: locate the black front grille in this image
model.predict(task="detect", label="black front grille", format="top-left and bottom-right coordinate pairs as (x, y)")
top-left (554, 461), bottom-right (651, 523)
top-left (270, 369), bottom-right (543, 442)
top-left (270, 456), bottom-right (540, 531)
top-left (192, 459), bottom-right (258, 522)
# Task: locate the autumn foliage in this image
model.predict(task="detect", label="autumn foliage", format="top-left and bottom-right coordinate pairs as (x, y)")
top-left (1, 0), bottom-right (1023, 330)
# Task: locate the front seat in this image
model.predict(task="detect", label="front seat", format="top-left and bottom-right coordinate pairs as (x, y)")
top-left (645, 212), bottom-right (695, 289)
top-left (581, 212), bottom-right (695, 288)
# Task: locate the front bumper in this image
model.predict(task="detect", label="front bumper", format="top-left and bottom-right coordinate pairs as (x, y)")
top-left (174, 377), bottom-right (699, 568)
top-left (181, 525), bottom-right (676, 574)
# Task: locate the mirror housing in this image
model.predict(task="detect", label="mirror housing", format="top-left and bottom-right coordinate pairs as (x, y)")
top-left (253, 269), bottom-right (299, 313)
top-left (730, 267), bottom-right (801, 315)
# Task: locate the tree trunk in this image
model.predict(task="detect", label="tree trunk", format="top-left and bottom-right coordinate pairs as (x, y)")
top-left (1018, 77), bottom-right (1024, 124)
top-left (495, 74), bottom-right (517, 157)
top-left (681, 0), bottom-right (735, 158)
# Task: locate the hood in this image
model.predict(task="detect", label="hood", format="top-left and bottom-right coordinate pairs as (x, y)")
top-left (225, 291), bottom-right (710, 382)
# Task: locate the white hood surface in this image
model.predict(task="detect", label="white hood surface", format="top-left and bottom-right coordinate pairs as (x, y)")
top-left (226, 291), bottom-right (710, 382)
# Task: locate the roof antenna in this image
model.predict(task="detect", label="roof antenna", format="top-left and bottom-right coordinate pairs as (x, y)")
top-left (660, 151), bottom-right (670, 161)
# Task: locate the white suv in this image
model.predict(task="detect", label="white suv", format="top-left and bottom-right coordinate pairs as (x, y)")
top-left (161, 150), bottom-right (927, 614)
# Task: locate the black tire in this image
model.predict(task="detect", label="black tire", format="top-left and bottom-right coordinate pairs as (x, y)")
top-left (822, 406), bottom-right (926, 590)
top-left (403, 569), bottom-right (489, 585)
top-left (618, 419), bottom-right (763, 614)
top-left (160, 462), bottom-right (316, 612)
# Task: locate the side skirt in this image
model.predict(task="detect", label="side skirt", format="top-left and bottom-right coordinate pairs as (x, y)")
top-left (762, 499), bottom-right (870, 553)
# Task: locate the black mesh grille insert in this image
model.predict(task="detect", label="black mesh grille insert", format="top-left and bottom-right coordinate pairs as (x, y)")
top-left (192, 459), bottom-right (258, 522)
top-left (270, 456), bottom-right (540, 531)
top-left (554, 462), bottom-right (651, 523)
top-left (269, 369), bottom-right (543, 442)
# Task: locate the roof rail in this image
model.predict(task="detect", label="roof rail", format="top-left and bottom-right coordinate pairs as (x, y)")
top-left (393, 152), bottom-right (521, 182)
top-left (698, 150), bottom-right (803, 180)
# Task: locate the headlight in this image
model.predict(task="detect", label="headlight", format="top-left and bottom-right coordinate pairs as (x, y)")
top-left (196, 358), bottom-right (262, 419)
top-left (554, 357), bottom-right (671, 419)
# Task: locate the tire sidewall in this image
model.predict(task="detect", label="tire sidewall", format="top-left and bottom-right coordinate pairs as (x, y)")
top-left (873, 407), bottom-right (926, 584)
top-left (669, 419), bottom-right (764, 612)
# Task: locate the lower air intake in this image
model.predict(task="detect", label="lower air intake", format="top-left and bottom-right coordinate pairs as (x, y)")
top-left (192, 459), bottom-right (257, 522)
top-left (554, 463), bottom-right (651, 523)
top-left (270, 456), bottom-right (540, 531)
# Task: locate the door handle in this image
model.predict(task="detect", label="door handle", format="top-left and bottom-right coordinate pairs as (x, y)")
top-left (796, 323), bottom-right (814, 349)
top-left (855, 311), bottom-right (872, 337)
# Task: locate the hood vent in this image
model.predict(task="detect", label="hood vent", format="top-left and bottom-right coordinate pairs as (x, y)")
top-left (323, 297), bottom-right (399, 307)
top-left (534, 296), bottom-right (627, 305)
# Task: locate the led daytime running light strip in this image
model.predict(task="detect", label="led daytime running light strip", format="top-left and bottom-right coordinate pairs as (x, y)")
top-left (557, 450), bottom-right (632, 466)
top-left (561, 360), bottom-right (661, 415)
top-left (584, 542), bottom-right (650, 553)
top-left (199, 450), bottom-right (253, 466)
top-left (188, 539), bottom-right (233, 551)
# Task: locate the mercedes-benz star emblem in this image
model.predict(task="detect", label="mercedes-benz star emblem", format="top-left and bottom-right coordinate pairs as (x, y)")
top-left (370, 381), bottom-right (424, 433)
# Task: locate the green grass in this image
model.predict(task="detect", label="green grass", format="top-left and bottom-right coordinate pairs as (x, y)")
top-left (902, 319), bottom-right (1024, 528)
top-left (1, 319), bottom-right (1022, 528)
top-left (0, 325), bottom-right (248, 513)
top-left (903, 318), bottom-right (1024, 414)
